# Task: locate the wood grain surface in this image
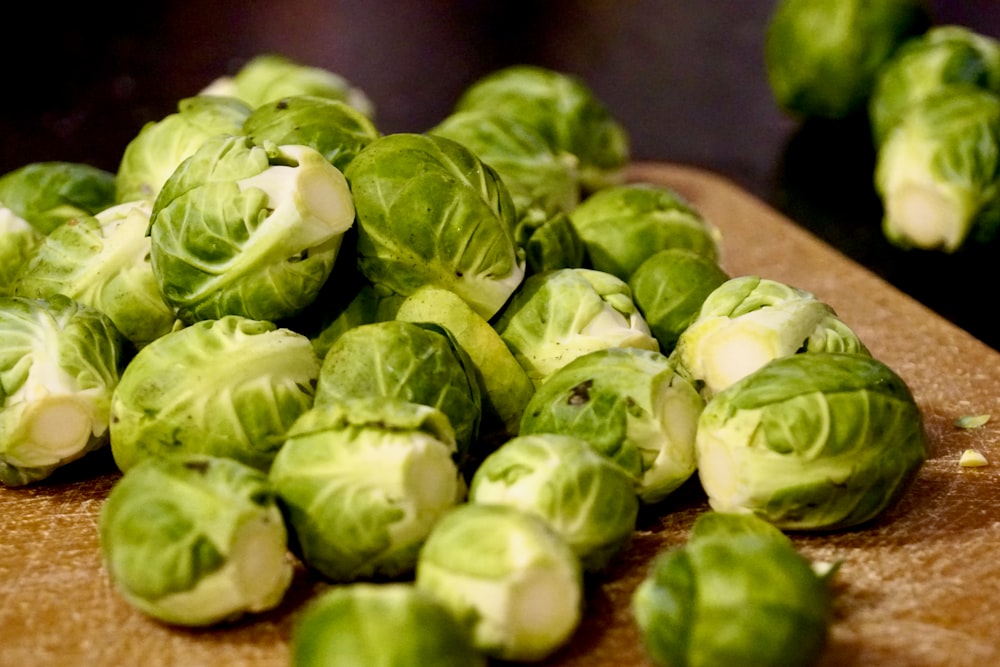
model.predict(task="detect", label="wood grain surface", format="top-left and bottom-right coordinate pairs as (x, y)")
top-left (3, 162), bottom-right (999, 667)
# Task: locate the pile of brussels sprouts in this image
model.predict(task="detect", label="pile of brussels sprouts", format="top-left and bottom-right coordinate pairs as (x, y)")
top-left (765, 0), bottom-right (1000, 254)
top-left (0, 53), bottom-right (929, 666)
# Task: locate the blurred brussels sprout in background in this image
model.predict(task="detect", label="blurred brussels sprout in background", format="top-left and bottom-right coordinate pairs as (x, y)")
top-left (415, 502), bottom-right (583, 662)
top-left (243, 95), bottom-right (381, 172)
top-left (429, 109), bottom-right (581, 222)
top-left (98, 454), bottom-right (293, 627)
top-left (469, 433), bottom-right (639, 572)
top-left (494, 268), bottom-right (659, 389)
top-left (345, 132), bottom-right (525, 321)
top-left (454, 64), bottom-right (630, 192)
top-left (632, 511), bottom-right (832, 667)
top-left (315, 319), bottom-right (481, 462)
top-left (0, 161), bottom-right (117, 234)
top-left (269, 397), bottom-right (462, 583)
top-left (149, 134), bottom-right (355, 323)
top-left (874, 86), bottom-right (1000, 252)
top-left (765, 0), bottom-right (930, 119)
top-left (696, 352), bottom-right (929, 530)
top-left (628, 248), bottom-right (730, 354)
top-left (291, 583), bottom-right (486, 667)
top-left (671, 276), bottom-right (869, 400)
top-left (870, 25), bottom-right (1000, 147)
top-left (0, 161), bottom-right (117, 294)
top-left (0, 295), bottom-right (124, 486)
top-left (200, 53), bottom-right (375, 117)
top-left (394, 285), bottom-right (534, 437)
top-left (520, 347), bottom-right (704, 504)
top-left (109, 316), bottom-right (319, 472)
top-left (568, 183), bottom-right (721, 283)
top-left (14, 200), bottom-right (180, 348)
top-left (115, 95), bottom-right (252, 204)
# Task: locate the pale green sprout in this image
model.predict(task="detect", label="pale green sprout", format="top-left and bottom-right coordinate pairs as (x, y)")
top-left (632, 511), bottom-right (832, 667)
top-left (344, 132), bottom-right (525, 321)
top-left (200, 53), bottom-right (374, 117)
top-left (568, 183), bottom-right (722, 282)
top-left (315, 320), bottom-right (481, 462)
top-left (494, 268), bottom-right (660, 389)
top-left (98, 454), bottom-right (293, 627)
top-left (269, 397), bottom-right (463, 582)
top-left (870, 25), bottom-right (1000, 147)
top-left (115, 95), bottom-right (252, 204)
top-left (109, 315), bottom-right (320, 472)
top-left (149, 134), bottom-right (356, 323)
top-left (0, 160), bottom-right (117, 234)
top-left (14, 200), bottom-right (181, 348)
top-left (469, 433), bottom-right (639, 572)
top-left (671, 276), bottom-right (869, 400)
top-left (696, 352), bottom-right (929, 530)
top-left (0, 161), bottom-right (117, 294)
top-left (520, 347), bottom-right (704, 504)
top-left (415, 502), bottom-right (583, 662)
top-left (764, 0), bottom-right (930, 119)
top-left (454, 64), bottom-right (630, 191)
top-left (874, 86), bottom-right (1000, 252)
top-left (0, 208), bottom-right (41, 297)
top-left (291, 583), bottom-right (486, 667)
top-left (0, 295), bottom-right (124, 486)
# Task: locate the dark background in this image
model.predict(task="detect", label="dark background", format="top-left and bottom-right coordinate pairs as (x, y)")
top-left (3, 1), bottom-right (1000, 348)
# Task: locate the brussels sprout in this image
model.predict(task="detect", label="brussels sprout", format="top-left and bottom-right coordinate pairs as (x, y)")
top-left (468, 433), bottom-right (639, 572)
top-left (115, 95), bottom-right (252, 204)
top-left (109, 316), bottom-right (319, 472)
top-left (671, 276), bottom-right (869, 400)
top-left (0, 295), bottom-right (124, 486)
top-left (98, 454), bottom-right (293, 627)
top-left (494, 268), bottom-right (660, 389)
top-left (0, 208), bottom-right (41, 297)
top-left (415, 502), bottom-right (583, 662)
top-left (149, 134), bottom-right (355, 323)
top-left (870, 25), bottom-right (1000, 146)
top-left (567, 183), bottom-right (722, 282)
top-left (454, 64), bottom-right (630, 191)
top-left (243, 95), bottom-right (381, 172)
top-left (269, 397), bottom-right (463, 582)
top-left (394, 285), bottom-right (535, 436)
top-left (520, 347), bottom-right (704, 504)
top-left (200, 53), bottom-right (374, 117)
top-left (0, 160), bottom-right (117, 234)
top-left (315, 320), bottom-right (481, 459)
top-left (14, 200), bottom-right (180, 348)
top-left (291, 583), bottom-right (486, 667)
top-left (516, 209), bottom-right (587, 275)
top-left (344, 132), bottom-right (525, 321)
top-left (764, 0), bottom-right (930, 119)
top-left (632, 512), bottom-right (831, 667)
top-left (429, 109), bottom-right (581, 222)
top-left (0, 161), bottom-right (117, 295)
top-left (628, 248), bottom-right (729, 354)
top-left (696, 352), bottom-right (929, 530)
top-left (874, 86), bottom-right (1000, 252)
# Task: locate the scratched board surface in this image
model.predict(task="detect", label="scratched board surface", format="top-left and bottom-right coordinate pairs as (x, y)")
top-left (2, 162), bottom-right (999, 667)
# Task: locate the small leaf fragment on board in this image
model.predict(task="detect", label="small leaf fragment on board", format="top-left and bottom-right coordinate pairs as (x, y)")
top-left (959, 449), bottom-right (989, 468)
top-left (954, 414), bottom-right (991, 429)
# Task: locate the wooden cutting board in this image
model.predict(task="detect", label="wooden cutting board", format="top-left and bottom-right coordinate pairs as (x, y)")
top-left (3, 162), bottom-right (999, 667)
